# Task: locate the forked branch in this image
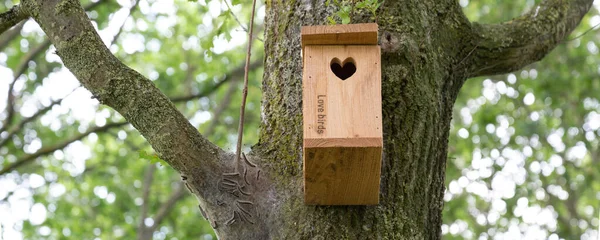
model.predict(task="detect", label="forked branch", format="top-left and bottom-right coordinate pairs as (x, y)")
top-left (18, 0), bottom-right (224, 183)
top-left (463, 0), bottom-right (594, 78)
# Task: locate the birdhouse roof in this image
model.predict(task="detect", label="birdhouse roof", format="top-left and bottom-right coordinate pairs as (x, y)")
top-left (301, 23), bottom-right (378, 47)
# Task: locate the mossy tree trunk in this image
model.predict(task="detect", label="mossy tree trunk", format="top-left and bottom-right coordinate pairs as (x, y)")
top-left (1, 0), bottom-right (592, 239)
top-left (253, 0), bottom-right (593, 239)
top-left (256, 1), bottom-right (468, 238)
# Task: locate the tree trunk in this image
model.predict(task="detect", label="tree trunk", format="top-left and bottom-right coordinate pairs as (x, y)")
top-left (247, 0), bottom-right (592, 238)
top-left (253, 1), bottom-right (465, 238)
top-left (6, 0), bottom-right (592, 239)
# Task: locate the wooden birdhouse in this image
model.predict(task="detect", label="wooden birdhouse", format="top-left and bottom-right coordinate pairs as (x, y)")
top-left (301, 23), bottom-right (382, 205)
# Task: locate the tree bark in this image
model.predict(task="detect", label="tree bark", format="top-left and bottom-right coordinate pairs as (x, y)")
top-left (6, 0), bottom-right (593, 239)
top-left (255, 1), bottom-right (468, 238)
top-left (251, 0), bottom-right (592, 239)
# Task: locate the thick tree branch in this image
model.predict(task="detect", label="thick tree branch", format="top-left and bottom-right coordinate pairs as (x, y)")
top-left (0, 0), bottom-right (109, 46)
top-left (0, 5), bottom-right (28, 35)
top-left (137, 76), bottom-right (235, 239)
top-left (0, 121), bottom-right (128, 175)
top-left (0, 72), bottom-right (233, 172)
top-left (464, 0), bottom-right (594, 77)
top-left (1, 0), bottom-right (111, 133)
top-left (20, 0), bottom-right (224, 192)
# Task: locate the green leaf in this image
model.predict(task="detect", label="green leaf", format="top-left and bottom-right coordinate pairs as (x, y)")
top-left (139, 150), bottom-right (167, 165)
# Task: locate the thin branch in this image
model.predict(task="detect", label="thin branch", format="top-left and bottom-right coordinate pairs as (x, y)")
top-left (138, 164), bottom-right (156, 234)
top-left (169, 60), bottom-right (262, 103)
top-left (204, 76), bottom-right (239, 137)
top-left (565, 22), bottom-right (600, 42)
top-left (83, 0), bottom-right (109, 13)
top-left (223, 0), bottom-right (264, 42)
top-left (146, 183), bottom-right (186, 234)
top-left (169, 77), bottom-right (229, 103)
top-left (9, 40), bottom-right (51, 87)
top-left (0, 87), bottom-right (79, 148)
top-left (0, 21), bottom-right (24, 52)
top-left (109, 0), bottom-right (140, 47)
top-left (234, 0), bottom-right (258, 172)
top-left (182, 54), bottom-right (197, 96)
top-left (1, 90), bottom-right (15, 134)
top-left (0, 121), bottom-right (128, 175)
top-left (0, 99), bottom-right (60, 148)
top-left (1, 65), bottom-right (52, 136)
top-left (0, 5), bottom-right (28, 35)
top-left (2, 39), bottom-right (51, 133)
top-left (0, 161), bottom-right (101, 201)
top-left (223, 0), bottom-right (247, 32)
top-left (464, 0), bottom-right (594, 78)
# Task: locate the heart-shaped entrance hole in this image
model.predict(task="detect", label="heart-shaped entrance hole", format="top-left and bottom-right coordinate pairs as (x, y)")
top-left (330, 57), bottom-right (356, 80)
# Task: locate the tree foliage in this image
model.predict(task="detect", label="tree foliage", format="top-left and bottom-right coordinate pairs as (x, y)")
top-left (445, 1), bottom-right (600, 239)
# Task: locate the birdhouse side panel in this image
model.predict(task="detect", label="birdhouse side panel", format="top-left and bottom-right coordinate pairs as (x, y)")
top-left (303, 146), bottom-right (382, 205)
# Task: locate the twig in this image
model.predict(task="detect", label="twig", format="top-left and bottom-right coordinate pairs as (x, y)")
top-left (203, 74), bottom-right (240, 136)
top-left (565, 22), bottom-right (600, 42)
top-left (234, 0), bottom-right (258, 172)
top-left (0, 87), bottom-right (79, 148)
top-left (137, 183), bottom-right (185, 240)
top-left (223, 0), bottom-right (247, 32)
top-left (0, 99), bottom-right (60, 148)
top-left (138, 164), bottom-right (156, 233)
top-left (0, 121), bottom-right (128, 175)
top-left (0, 21), bottom-right (24, 52)
top-left (222, 0), bottom-right (263, 42)
top-left (109, 0), bottom-right (140, 46)
top-left (1, 40), bottom-right (51, 132)
top-left (148, 182), bottom-right (185, 233)
top-left (169, 60), bottom-right (261, 103)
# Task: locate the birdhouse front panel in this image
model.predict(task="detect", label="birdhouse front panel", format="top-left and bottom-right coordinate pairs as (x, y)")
top-left (301, 23), bottom-right (382, 205)
top-left (302, 45), bottom-right (382, 141)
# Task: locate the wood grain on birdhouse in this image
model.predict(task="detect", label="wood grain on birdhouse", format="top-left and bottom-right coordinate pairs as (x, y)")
top-left (301, 23), bottom-right (378, 47)
top-left (301, 23), bottom-right (382, 205)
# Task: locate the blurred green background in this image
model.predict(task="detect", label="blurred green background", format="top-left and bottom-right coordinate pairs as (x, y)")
top-left (0, 0), bottom-right (598, 239)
